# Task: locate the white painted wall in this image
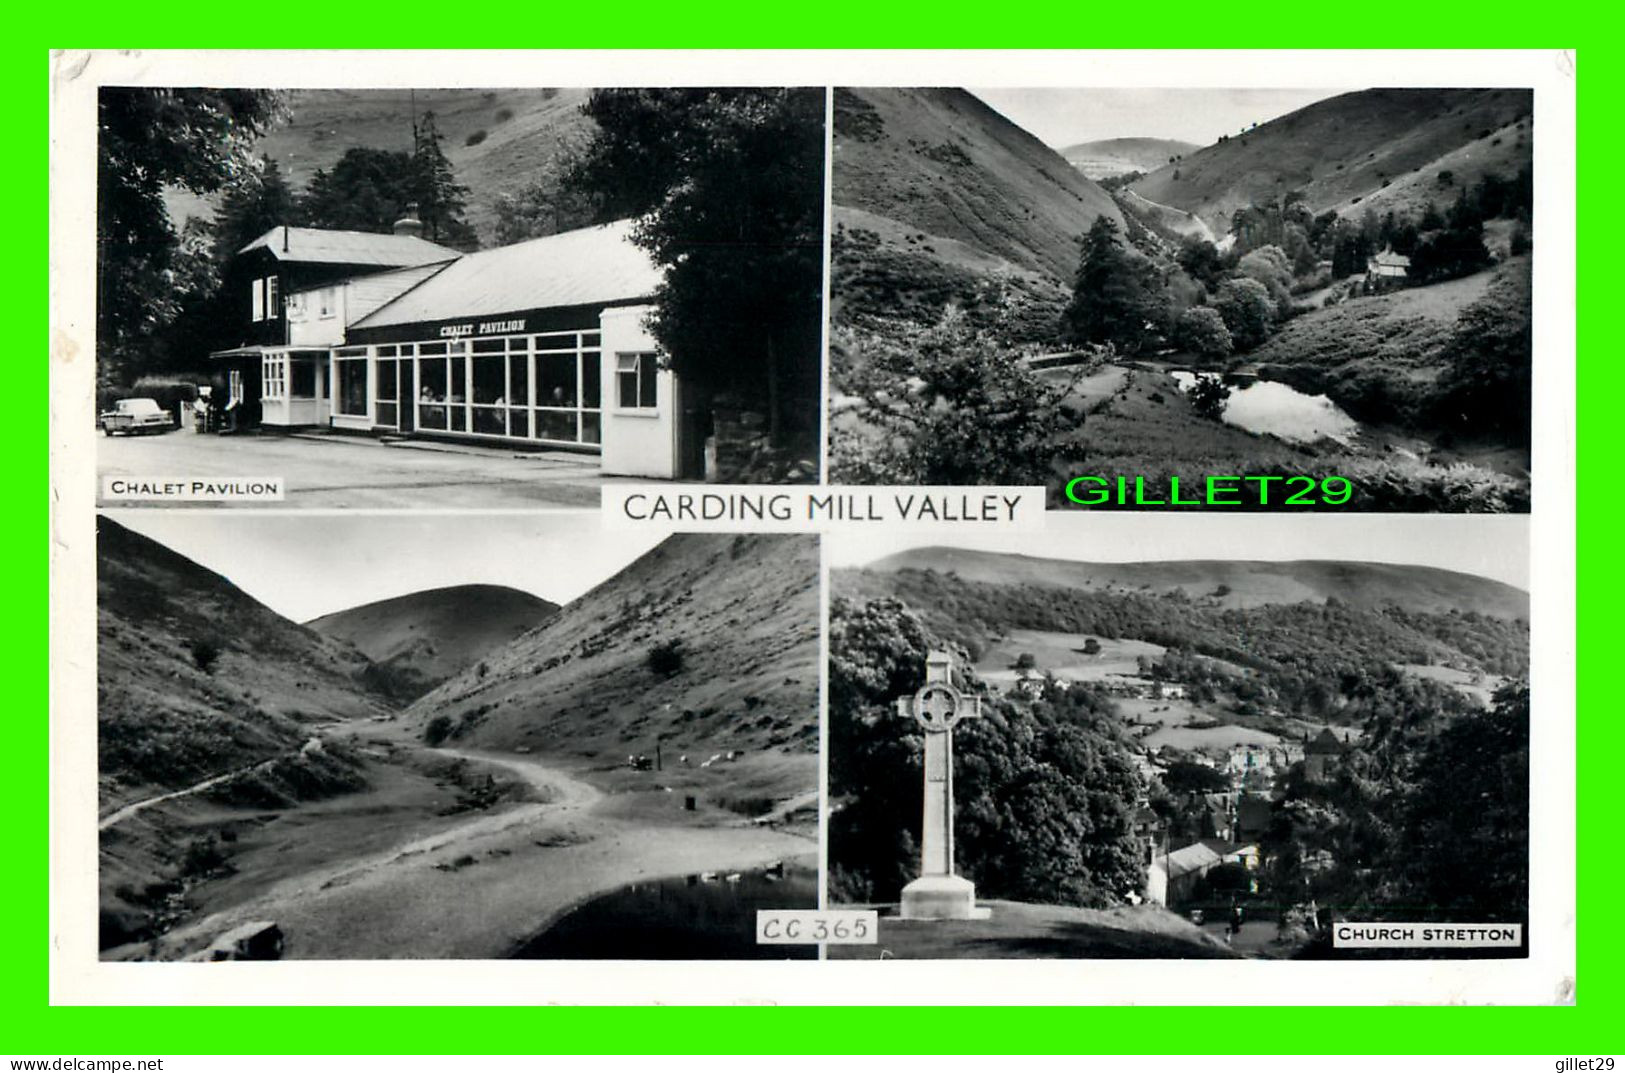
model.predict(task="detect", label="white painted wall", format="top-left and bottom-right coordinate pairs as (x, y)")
top-left (598, 304), bottom-right (677, 479)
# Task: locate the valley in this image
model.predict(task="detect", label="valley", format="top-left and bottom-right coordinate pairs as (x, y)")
top-left (828, 86), bottom-right (1534, 511)
top-left (97, 518), bottom-right (818, 960)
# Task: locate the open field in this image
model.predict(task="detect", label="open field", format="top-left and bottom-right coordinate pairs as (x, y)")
top-left (973, 629), bottom-right (1165, 688)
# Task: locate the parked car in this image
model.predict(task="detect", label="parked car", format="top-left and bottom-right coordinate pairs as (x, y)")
top-left (100, 397), bottom-right (174, 436)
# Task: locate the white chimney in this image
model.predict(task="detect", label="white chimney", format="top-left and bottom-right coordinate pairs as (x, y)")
top-left (393, 208), bottom-right (424, 238)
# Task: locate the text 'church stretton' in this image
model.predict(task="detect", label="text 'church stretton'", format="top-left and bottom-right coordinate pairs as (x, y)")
top-left (208, 214), bottom-right (699, 479)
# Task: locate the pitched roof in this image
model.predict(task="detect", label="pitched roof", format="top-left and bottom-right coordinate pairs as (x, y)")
top-left (1370, 248), bottom-right (1412, 269)
top-left (1307, 727), bottom-right (1348, 755)
top-left (1160, 842), bottom-right (1222, 879)
top-left (351, 220), bottom-right (663, 330)
top-left (239, 226), bottom-right (460, 267)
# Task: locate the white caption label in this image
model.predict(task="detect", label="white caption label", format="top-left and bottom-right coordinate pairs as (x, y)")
top-left (756, 910), bottom-right (879, 945)
top-left (102, 476), bottom-right (286, 502)
top-left (603, 485), bottom-right (1047, 532)
top-left (1332, 922), bottom-right (1523, 948)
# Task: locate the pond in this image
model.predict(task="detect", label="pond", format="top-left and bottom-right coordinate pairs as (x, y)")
top-left (512, 863), bottom-right (818, 960)
top-left (1170, 372), bottom-right (1361, 446)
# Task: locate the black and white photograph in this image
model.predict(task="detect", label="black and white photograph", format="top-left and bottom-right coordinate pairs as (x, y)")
top-left (827, 87), bottom-right (1534, 511)
top-left (95, 85), bottom-right (826, 507)
top-left (825, 518), bottom-right (1530, 958)
top-left (95, 512), bottom-right (820, 960)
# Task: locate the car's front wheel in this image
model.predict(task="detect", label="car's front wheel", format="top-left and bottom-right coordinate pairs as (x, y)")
top-left (102, 423), bottom-right (113, 437)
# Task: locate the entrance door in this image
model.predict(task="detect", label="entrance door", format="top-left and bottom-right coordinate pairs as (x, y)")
top-left (673, 378), bottom-right (708, 480)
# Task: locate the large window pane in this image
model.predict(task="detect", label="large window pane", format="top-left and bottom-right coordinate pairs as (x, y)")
top-left (582, 351), bottom-right (601, 408)
top-left (509, 408), bottom-right (530, 438)
top-left (581, 411), bottom-right (601, 445)
top-left (473, 354), bottom-right (505, 404)
top-left (377, 402), bottom-right (398, 427)
top-left (638, 355), bottom-right (657, 408)
top-left (418, 357), bottom-right (448, 429)
top-left (472, 407), bottom-right (504, 435)
top-left (540, 353), bottom-right (577, 408)
top-left (337, 360), bottom-right (368, 416)
top-left (377, 361), bottom-right (397, 399)
top-left (509, 353), bottom-right (530, 407)
top-left (290, 360), bottom-right (315, 398)
top-left (538, 410), bottom-right (576, 442)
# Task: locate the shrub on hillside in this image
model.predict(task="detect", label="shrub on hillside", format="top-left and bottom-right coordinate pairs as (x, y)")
top-left (1172, 307), bottom-right (1233, 362)
top-left (424, 714), bottom-right (454, 746)
top-left (647, 639), bottom-right (684, 677)
top-left (1211, 278), bottom-right (1275, 350)
top-left (830, 312), bottom-right (1088, 486)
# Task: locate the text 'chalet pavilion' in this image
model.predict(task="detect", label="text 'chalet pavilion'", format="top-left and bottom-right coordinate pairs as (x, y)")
top-left (209, 216), bottom-right (690, 479)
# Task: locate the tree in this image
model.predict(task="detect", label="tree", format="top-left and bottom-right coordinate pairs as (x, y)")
top-left (827, 596), bottom-right (1147, 908)
top-left (411, 111), bottom-right (478, 250)
top-left (97, 87), bottom-right (285, 387)
top-left (1211, 277), bottom-right (1274, 350)
top-left (1236, 245), bottom-right (1293, 309)
top-left (492, 129), bottom-right (600, 243)
top-left (1013, 652), bottom-right (1037, 671)
top-left (1064, 215), bottom-right (1167, 352)
top-left (1409, 223), bottom-right (1492, 284)
top-left (1186, 373), bottom-right (1231, 421)
top-left (1082, 638), bottom-right (1102, 656)
top-left (300, 147), bottom-right (420, 233)
top-left (829, 310), bottom-right (1088, 487)
top-left (1172, 306), bottom-right (1233, 362)
top-left (1176, 235), bottom-right (1226, 292)
top-left (566, 88), bottom-right (825, 454)
top-left (211, 155), bottom-right (300, 265)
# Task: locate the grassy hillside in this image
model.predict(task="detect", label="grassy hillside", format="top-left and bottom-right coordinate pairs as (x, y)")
top-left (405, 534), bottom-right (820, 765)
top-left (833, 87), bottom-right (1123, 284)
top-left (1130, 88), bottom-right (1533, 234)
top-left (1250, 256), bottom-right (1529, 429)
top-left (1063, 137), bottom-right (1200, 180)
top-left (855, 548), bottom-right (1529, 620)
top-left (307, 584), bottom-right (558, 700)
top-left (166, 88), bottom-right (595, 245)
top-left (98, 516), bottom-right (389, 801)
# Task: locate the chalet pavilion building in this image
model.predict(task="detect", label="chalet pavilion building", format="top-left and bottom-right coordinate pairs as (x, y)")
top-left (209, 216), bottom-right (699, 479)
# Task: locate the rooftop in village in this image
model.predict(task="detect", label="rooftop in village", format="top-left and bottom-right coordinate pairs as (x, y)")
top-left (239, 226), bottom-right (461, 267)
top-left (349, 219), bottom-right (663, 330)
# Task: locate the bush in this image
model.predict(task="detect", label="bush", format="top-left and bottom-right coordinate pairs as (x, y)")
top-left (1212, 277), bottom-right (1275, 350)
top-left (465, 129), bottom-right (488, 147)
top-left (1185, 373), bottom-right (1231, 421)
top-left (424, 714), bottom-right (454, 746)
top-left (188, 639), bottom-right (222, 674)
top-left (1172, 306), bottom-right (1233, 361)
top-left (648, 639), bottom-right (684, 677)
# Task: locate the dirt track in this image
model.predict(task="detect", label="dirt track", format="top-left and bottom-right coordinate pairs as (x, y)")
top-left (140, 746), bottom-right (814, 960)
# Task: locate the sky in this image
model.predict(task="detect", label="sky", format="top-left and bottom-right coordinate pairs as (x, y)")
top-left (105, 511), bottom-right (668, 622)
top-left (827, 514), bottom-right (1530, 591)
top-left (970, 88), bottom-right (1345, 149)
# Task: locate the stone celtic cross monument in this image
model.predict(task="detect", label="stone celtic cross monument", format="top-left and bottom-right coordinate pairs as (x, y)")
top-left (895, 650), bottom-right (990, 920)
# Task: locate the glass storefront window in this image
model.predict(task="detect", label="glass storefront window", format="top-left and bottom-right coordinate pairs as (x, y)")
top-left (509, 352), bottom-right (529, 407)
top-left (384, 330), bottom-right (606, 446)
top-left (473, 354), bottom-right (505, 405)
top-left (539, 353), bottom-right (577, 408)
top-left (336, 359), bottom-right (368, 416)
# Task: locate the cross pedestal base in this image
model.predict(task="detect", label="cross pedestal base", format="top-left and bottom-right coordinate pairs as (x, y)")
top-left (900, 874), bottom-right (991, 920)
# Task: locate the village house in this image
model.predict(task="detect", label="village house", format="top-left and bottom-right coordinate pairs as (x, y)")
top-left (209, 216), bottom-right (705, 480)
top-left (1365, 247), bottom-right (1411, 290)
top-left (1303, 727), bottom-right (1350, 781)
